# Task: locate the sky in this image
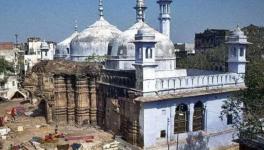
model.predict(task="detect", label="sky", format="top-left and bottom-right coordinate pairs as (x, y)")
top-left (0, 0), bottom-right (264, 43)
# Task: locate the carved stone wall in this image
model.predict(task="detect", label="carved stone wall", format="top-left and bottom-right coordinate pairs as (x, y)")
top-left (53, 75), bottom-right (67, 124)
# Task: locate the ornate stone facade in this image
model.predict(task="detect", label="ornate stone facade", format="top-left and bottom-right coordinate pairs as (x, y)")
top-left (23, 60), bottom-right (101, 126)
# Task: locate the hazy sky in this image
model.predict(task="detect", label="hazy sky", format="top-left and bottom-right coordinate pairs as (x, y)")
top-left (0, 0), bottom-right (264, 43)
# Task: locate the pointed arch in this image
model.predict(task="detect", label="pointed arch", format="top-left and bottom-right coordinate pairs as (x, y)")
top-left (193, 101), bottom-right (204, 131)
top-left (174, 104), bottom-right (188, 133)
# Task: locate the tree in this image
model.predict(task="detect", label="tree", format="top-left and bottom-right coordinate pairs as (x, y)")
top-left (181, 132), bottom-right (210, 150)
top-left (177, 44), bottom-right (227, 71)
top-left (0, 58), bottom-right (14, 74)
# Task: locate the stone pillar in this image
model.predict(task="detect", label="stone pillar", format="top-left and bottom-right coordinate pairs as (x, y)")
top-left (53, 76), bottom-right (67, 124)
top-left (188, 103), bottom-right (194, 132)
top-left (75, 76), bottom-right (90, 126)
top-left (66, 76), bottom-right (75, 125)
top-left (96, 85), bottom-right (105, 127)
top-left (89, 77), bottom-right (97, 126)
top-left (127, 120), bottom-right (139, 145)
top-left (126, 92), bottom-right (140, 146)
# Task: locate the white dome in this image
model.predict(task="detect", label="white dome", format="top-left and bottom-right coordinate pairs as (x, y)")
top-left (70, 18), bottom-right (122, 61)
top-left (109, 21), bottom-right (174, 58)
top-left (106, 21), bottom-right (175, 70)
top-left (56, 31), bottom-right (79, 58)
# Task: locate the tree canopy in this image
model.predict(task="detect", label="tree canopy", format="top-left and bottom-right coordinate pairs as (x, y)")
top-left (0, 58), bottom-right (14, 74)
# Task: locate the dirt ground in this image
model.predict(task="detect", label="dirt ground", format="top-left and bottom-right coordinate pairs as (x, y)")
top-left (0, 100), bottom-right (113, 150)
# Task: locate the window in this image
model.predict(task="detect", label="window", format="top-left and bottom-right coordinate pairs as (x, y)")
top-left (160, 130), bottom-right (166, 138)
top-left (193, 101), bottom-right (204, 131)
top-left (227, 114), bottom-right (233, 125)
top-left (240, 48), bottom-right (244, 57)
top-left (12, 81), bottom-right (15, 87)
top-left (67, 48), bottom-right (70, 54)
top-left (232, 47), bottom-right (237, 57)
top-left (45, 51), bottom-right (48, 56)
top-left (145, 48), bottom-right (152, 59)
top-left (149, 48), bottom-right (153, 58)
top-left (174, 104), bottom-right (188, 133)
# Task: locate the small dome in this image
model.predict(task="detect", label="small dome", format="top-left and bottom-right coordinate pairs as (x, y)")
top-left (56, 31), bottom-right (79, 58)
top-left (70, 18), bottom-right (122, 61)
top-left (232, 26), bottom-right (245, 37)
top-left (227, 25), bottom-right (251, 45)
top-left (137, 24), bottom-right (154, 36)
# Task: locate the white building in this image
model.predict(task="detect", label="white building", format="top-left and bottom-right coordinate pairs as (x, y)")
top-left (0, 74), bottom-right (25, 100)
top-left (55, 1), bottom-right (250, 149)
top-left (24, 38), bottom-right (56, 73)
top-left (101, 0), bottom-right (249, 149)
top-left (175, 43), bottom-right (195, 55)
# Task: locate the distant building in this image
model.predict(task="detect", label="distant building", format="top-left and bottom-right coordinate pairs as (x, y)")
top-left (175, 43), bottom-right (195, 58)
top-left (0, 73), bottom-right (25, 100)
top-left (0, 42), bottom-right (26, 100)
top-left (0, 42), bottom-right (17, 63)
top-left (195, 29), bottom-right (230, 52)
top-left (24, 37), bottom-right (56, 73)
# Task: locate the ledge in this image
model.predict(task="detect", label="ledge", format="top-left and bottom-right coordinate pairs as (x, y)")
top-left (135, 84), bottom-right (246, 103)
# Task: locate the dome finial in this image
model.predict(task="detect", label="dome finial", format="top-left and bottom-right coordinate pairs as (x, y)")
top-left (99, 0), bottom-right (104, 19)
top-left (75, 20), bottom-right (78, 32)
top-left (134, 0), bottom-right (147, 22)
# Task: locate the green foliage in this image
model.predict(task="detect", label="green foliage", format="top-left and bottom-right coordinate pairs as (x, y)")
top-left (85, 53), bottom-right (107, 63)
top-left (177, 44), bottom-right (227, 70)
top-left (0, 58), bottom-right (14, 74)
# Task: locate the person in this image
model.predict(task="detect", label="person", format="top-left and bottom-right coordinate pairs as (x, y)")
top-left (55, 125), bottom-right (58, 134)
top-left (11, 107), bottom-right (17, 121)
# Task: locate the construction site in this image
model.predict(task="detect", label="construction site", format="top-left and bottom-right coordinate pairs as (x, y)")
top-left (0, 60), bottom-right (140, 150)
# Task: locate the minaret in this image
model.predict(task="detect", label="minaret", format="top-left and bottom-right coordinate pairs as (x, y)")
top-left (133, 25), bottom-right (158, 96)
top-left (74, 20), bottom-right (78, 32)
top-left (226, 25), bottom-right (251, 74)
top-left (157, 0), bottom-right (172, 39)
top-left (134, 0), bottom-right (147, 22)
top-left (99, 0), bottom-right (104, 19)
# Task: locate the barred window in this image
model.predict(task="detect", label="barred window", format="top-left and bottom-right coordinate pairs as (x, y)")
top-left (193, 101), bottom-right (204, 131)
top-left (174, 104), bottom-right (188, 134)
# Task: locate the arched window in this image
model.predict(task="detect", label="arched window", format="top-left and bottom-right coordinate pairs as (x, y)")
top-left (240, 48), bottom-right (244, 57)
top-left (145, 47), bottom-right (153, 59)
top-left (174, 104), bottom-right (188, 133)
top-left (149, 48), bottom-right (153, 58)
top-left (145, 48), bottom-right (148, 58)
top-left (193, 101), bottom-right (204, 131)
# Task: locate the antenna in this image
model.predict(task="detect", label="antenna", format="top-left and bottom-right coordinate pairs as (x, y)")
top-left (15, 34), bottom-right (18, 47)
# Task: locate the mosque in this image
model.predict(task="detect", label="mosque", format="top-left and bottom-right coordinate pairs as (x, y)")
top-left (45, 0), bottom-right (250, 149)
